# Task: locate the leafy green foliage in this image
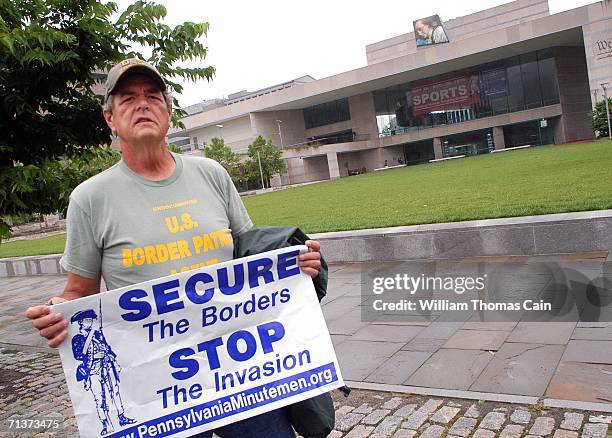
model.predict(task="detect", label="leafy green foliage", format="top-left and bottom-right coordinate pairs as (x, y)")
top-left (0, 0), bottom-right (214, 237)
top-left (204, 137), bottom-right (241, 182)
top-left (245, 136), bottom-right (286, 188)
top-left (167, 144), bottom-right (183, 154)
top-left (0, 146), bottom-right (120, 220)
top-left (590, 98), bottom-right (612, 137)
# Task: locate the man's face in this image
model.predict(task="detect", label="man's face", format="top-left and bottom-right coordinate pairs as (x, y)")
top-left (103, 74), bottom-right (170, 146)
top-left (415, 21), bottom-right (431, 39)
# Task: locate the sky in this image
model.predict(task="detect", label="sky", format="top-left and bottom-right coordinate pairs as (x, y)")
top-left (114, 0), bottom-right (597, 107)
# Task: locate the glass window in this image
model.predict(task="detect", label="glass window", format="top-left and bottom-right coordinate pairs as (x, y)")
top-left (520, 52), bottom-right (543, 109)
top-left (537, 53), bottom-right (559, 106)
top-left (371, 50), bottom-right (560, 137)
top-left (506, 57), bottom-right (525, 112)
top-left (303, 98), bottom-right (351, 129)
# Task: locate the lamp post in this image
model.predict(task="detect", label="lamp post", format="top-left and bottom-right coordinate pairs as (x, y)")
top-left (275, 119), bottom-right (284, 148)
top-left (215, 124), bottom-right (224, 140)
top-left (602, 83), bottom-right (611, 139)
top-left (257, 150), bottom-right (265, 189)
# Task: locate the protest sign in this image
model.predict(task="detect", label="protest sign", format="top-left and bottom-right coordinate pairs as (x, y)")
top-left (53, 245), bottom-right (344, 438)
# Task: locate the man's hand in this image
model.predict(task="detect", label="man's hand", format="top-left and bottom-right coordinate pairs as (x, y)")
top-left (299, 240), bottom-right (322, 278)
top-left (25, 272), bottom-right (101, 348)
top-left (25, 297), bottom-right (68, 348)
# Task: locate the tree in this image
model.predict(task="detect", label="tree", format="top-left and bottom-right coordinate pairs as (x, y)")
top-left (591, 98), bottom-right (612, 137)
top-left (204, 137), bottom-right (241, 182)
top-left (0, 146), bottom-right (121, 239)
top-left (245, 136), bottom-right (286, 188)
top-left (167, 144), bottom-right (183, 154)
top-left (0, 0), bottom-right (215, 237)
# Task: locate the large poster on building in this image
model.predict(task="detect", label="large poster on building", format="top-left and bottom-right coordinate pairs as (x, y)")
top-left (411, 75), bottom-right (481, 116)
top-left (480, 68), bottom-right (507, 99)
top-left (413, 15), bottom-right (449, 47)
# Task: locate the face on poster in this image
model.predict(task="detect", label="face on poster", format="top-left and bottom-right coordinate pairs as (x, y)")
top-left (53, 246), bottom-right (344, 438)
top-left (413, 14), bottom-right (449, 47)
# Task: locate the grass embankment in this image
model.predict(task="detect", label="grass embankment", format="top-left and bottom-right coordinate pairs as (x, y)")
top-left (0, 233), bottom-right (68, 258)
top-left (243, 140), bottom-right (612, 232)
top-left (1, 139), bottom-right (611, 258)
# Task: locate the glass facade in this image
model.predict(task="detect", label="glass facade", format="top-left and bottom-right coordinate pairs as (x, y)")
top-left (503, 120), bottom-right (554, 147)
top-left (442, 129), bottom-right (495, 158)
top-left (374, 49), bottom-right (560, 138)
top-left (303, 98), bottom-right (351, 129)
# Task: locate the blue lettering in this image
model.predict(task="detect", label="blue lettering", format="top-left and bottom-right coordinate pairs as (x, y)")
top-left (218, 265), bottom-right (245, 295)
top-left (169, 347), bottom-right (198, 380)
top-left (247, 257), bottom-right (274, 288)
top-left (197, 337), bottom-right (224, 370)
top-left (202, 306), bottom-right (217, 327)
top-left (185, 272), bottom-right (214, 304)
top-left (257, 321), bottom-right (285, 353)
top-left (227, 330), bottom-right (257, 362)
top-left (153, 279), bottom-right (184, 315)
top-left (119, 289), bottom-right (151, 322)
top-left (277, 249), bottom-right (300, 279)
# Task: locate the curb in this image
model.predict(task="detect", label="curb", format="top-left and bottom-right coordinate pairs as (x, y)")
top-left (346, 381), bottom-right (612, 413)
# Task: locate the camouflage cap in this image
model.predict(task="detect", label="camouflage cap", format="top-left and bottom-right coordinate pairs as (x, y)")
top-left (104, 58), bottom-right (166, 103)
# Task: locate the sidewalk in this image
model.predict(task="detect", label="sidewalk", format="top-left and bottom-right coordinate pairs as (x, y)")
top-left (0, 252), bottom-right (611, 437)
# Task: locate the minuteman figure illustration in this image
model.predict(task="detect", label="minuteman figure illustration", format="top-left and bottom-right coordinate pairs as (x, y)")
top-left (70, 306), bottom-right (136, 436)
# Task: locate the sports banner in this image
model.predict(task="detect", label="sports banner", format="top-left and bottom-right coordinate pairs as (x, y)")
top-left (53, 246), bottom-right (343, 438)
top-left (411, 74), bottom-right (481, 115)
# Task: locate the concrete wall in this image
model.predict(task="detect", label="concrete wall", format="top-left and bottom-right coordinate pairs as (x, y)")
top-left (582, 1), bottom-right (612, 108)
top-left (365, 0), bottom-right (549, 65)
top-left (302, 92), bottom-right (379, 141)
top-left (185, 116), bottom-right (253, 154)
top-left (249, 110), bottom-right (306, 148)
top-left (311, 210), bottom-right (612, 263)
top-left (555, 47), bottom-right (595, 143)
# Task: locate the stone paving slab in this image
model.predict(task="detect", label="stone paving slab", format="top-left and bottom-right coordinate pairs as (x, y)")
top-left (546, 361), bottom-right (612, 404)
top-left (507, 322), bottom-right (577, 344)
top-left (561, 340), bottom-right (612, 364)
top-left (443, 329), bottom-right (509, 350)
top-left (365, 350), bottom-right (432, 385)
top-left (406, 349), bottom-right (493, 390)
top-left (334, 339), bottom-right (405, 381)
top-left (470, 343), bottom-right (565, 396)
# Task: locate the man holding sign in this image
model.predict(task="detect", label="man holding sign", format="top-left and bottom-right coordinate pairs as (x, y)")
top-left (26, 58), bottom-right (324, 437)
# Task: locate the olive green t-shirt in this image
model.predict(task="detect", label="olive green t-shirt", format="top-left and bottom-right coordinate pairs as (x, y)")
top-left (60, 153), bottom-right (252, 291)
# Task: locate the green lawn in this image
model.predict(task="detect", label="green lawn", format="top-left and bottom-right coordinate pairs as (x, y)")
top-left (0, 233), bottom-right (68, 258)
top-left (2, 139), bottom-right (611, 258)
top-left (243, 139), bottom-right (612, 233)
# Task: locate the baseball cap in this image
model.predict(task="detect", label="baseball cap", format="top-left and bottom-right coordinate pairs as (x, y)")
top-left (104, 58), bottom-right (166, 103)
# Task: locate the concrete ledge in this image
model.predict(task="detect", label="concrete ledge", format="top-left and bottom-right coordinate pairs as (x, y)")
top-left (2, 210), bottom-right (612, 276)
top-left (311, 210), bottom-right (612, 263)
top-left (346, 381), bottom-right (539, 405)
top-left (0, 254), bottom-right (64, 278)
top-left (544, 398), bottom-right (612, 413)
top-left (347, 381), bottom-right (612, 412)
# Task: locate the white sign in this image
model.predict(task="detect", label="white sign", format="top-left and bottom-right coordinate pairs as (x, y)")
top-left (54, 246), bottom-right (344, 438)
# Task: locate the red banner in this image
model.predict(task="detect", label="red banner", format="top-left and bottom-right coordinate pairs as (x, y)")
top-left (411, 75), bottom-right (480, 116)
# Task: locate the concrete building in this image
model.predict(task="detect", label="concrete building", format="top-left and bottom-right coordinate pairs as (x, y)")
top-left (170, 0), bottom-right (612, 186)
